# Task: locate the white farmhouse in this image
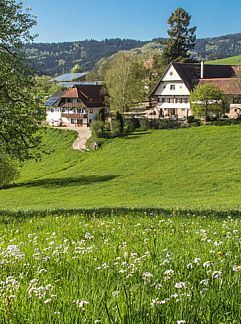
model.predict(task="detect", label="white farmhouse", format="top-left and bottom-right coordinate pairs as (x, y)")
top-left (45, 84), bottom-right (108, 127)
top-left (151, 62), bottom-right (241, 119)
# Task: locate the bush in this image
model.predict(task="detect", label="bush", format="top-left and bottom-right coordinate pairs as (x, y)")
top-left (124, 118), bottom-right (140, 133)
top-left (111, 120), bottom-right (122, 136)
top-left (90, 121), bottom-right (105, 138)
top-left (0, 156), bottom-right (19, 188)
top-left (139, 118), bottom-right (149, 130)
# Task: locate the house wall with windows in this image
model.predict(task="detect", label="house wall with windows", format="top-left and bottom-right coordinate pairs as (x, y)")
top-left (45, 84), bottom-right (108, 126)
top-left (151, 62), bottom-right (241, 119)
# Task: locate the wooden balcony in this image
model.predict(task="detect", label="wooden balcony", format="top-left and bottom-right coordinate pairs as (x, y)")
top-left (61, 113), bottom-right (87, 119)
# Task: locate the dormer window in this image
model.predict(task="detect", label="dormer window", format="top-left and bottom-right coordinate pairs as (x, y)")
top-left (170, 85), bottom-right (175, 90)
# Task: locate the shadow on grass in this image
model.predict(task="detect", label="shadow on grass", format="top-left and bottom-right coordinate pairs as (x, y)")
top-left (4, 175), bottom-right (118, 189)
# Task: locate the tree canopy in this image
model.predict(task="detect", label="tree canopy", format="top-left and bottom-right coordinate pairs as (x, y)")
top-left (104, 51), bottom-right (146, 113)
top-left (162, 7), bottom-right (197, 64)
top-left (0, 0), bottom-right (44, 161)
top-left (190, 83), bottom-right (228, 121)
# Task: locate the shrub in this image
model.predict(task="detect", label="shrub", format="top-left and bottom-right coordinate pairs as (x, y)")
top-left (115, 111), bottom-right (124, 134)
top-left (111, 120), bottom-right (122, 136)
top-left (90, 121), bottom-right (105, 138)
top-left (139, 118), bottom-right (149, 130)
top-left (124, 118), bottom-right (140, 133)
top-left (0, 156), bottom-right (19, 188)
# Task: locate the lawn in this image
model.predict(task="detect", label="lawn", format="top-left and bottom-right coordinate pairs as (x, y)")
top-left (206, 55), bottom-right (241, 65)
top-left (0, 212), bottom-right (241, 323)
top-left (0, 125), bottom-right (241, 211)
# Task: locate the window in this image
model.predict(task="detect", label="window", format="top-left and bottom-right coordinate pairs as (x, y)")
top-left (166, 98), bottom-right (170, 103)
top-left (89, 109), bottom-right (93, 113)
top-left (184, 98), bottom-right (188, 103)
top-left (170, 85), bottom-right (175, 90)
top-left (170, 98), bottom-right (174, 103)
top-left (161, 98), bottom-right (165, 103)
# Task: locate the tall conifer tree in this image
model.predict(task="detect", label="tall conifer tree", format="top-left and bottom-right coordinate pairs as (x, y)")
top-left (162, 8), bottom-right (197, 64)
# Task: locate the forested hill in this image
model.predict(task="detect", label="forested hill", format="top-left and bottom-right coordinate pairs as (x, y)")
top-left (24, 39), bottom-right (148, 75)
top-left (25, 33), bottom-right (241, 76)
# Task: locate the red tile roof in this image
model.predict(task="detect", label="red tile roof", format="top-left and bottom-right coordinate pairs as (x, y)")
top-left (197, 78), bottom-right (241, 95)
top-left (61, 88), bottom-right (78, 98)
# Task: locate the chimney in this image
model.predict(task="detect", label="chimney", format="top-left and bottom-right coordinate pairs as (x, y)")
top-left (201, 61), bottom-right (204, 79)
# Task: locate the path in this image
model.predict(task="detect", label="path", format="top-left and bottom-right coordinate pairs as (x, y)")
top-left (71, 126), bottom-right (91, 150)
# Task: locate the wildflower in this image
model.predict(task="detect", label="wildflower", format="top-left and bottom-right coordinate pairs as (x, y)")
top-left (233, 265), bottom-right (241, 272)
top-left (200, 279), bottom-right (209, 286)
top-left (177, 321), bottom-right (186, 324)
top-left (203, 261), bottom-right (213, 268)
top-left (212, 271), bottom-right (222, 279)
top-left (194, 258), bottom-right (201, 264)
top-left (73, 299), bottom-right (89, 310)
top-left (84, 233), bottom-right (94, 240)
top-left (186, 263), bottom-right (193, 270)
top-left (44, 299), bottom-right (52, 304)
top-left (175, 282), bottom-right (186, 289)
top-left (112, 291), bottom-right (120, 298)
top-left (142, 272), bottom-right (153, 282)
top-left (164, 269), bottom-right (174, 276)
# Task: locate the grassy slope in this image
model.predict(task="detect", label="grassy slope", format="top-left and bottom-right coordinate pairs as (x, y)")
top-left (1, 126), bottom-right (241, 210)
top-left (206, 55), bottom-right (241, 65)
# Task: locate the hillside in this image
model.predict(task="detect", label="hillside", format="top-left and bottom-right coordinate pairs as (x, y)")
top-left (206, 55), bottom-right (241, 65)
top-left (25, 33), bottom-right (241, 75)
top-left (1, 125), bottom-right (241, 211)
top-left (25, 39), bottom-right (148, 75)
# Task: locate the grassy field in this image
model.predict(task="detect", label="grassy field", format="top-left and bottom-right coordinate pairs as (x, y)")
top-left (0, 125), bottom-right (241, 211)
top-left (0, 212), bottom-right (241, 323)
top-left (206, 55), bottom-right (241, 65)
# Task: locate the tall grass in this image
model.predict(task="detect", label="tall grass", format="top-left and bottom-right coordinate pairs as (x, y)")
top-left (0, 212), bottom-right (241, 323)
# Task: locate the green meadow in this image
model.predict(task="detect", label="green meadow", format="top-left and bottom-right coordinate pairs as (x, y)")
top-left (1, 213), bottom-right (241, 323)
top-left (0, 125), bottom-right (241, 211)
top-left (206, 55), bottom-right (241, 65)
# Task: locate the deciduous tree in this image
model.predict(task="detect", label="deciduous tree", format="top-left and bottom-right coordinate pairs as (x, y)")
top-left (104, 51), bottom-right (146, 113)
top-left (0, 0), bottom-right (44, 162)
top-left (190, 83), bottom-right (228, 121)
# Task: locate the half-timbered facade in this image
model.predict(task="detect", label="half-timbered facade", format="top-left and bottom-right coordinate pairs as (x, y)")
top-left (151, 62), bottom-right (241, 119)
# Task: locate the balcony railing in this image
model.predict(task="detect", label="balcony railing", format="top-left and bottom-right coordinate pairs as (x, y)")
top-left (61, 113), bottom-right (87, 119)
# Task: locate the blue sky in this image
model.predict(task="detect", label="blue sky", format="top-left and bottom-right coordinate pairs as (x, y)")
top-left (22, 0), bottom-right (241, 43)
